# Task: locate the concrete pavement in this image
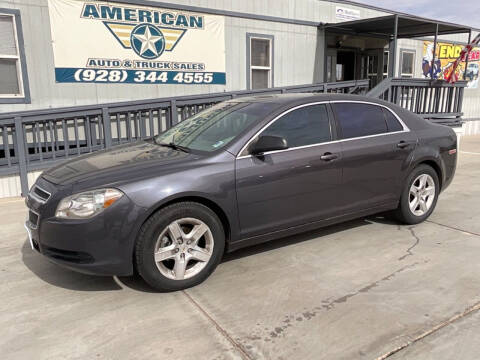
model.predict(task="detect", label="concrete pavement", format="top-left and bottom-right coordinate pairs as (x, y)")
top-left (1, 136), bottom-right (480, 360)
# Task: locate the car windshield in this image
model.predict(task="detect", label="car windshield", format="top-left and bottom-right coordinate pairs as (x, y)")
top-left (154, 101), bottom-right (275, 152)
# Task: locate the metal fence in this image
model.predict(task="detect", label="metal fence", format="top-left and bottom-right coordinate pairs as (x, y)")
top-left (0, 80), bottom-right (369, 195)
top-left (367, 78), bottom-right (467, 126)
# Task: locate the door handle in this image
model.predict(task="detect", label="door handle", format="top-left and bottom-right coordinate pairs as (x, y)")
top-left (397, 141), bottom-right (410, 149)
top-left (320, 152), bottom-right (338, 161)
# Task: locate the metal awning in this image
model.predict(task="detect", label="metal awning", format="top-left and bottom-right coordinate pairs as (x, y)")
top-left (322, 15), bottom-right (471, 38)
top-left (322, 14), bottom-right (473, 78)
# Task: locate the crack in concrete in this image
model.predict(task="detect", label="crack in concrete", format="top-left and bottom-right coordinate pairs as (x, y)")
top-left (245, 261), bottom-right (427, 344)
top-left (182, 290), bottom-right (252, 360)
top-left (398, 227), bottom-right (420, 261)
top-left (327, 261), bottom-right (423, 307)
top-left (375, 301), bottom-right (480, 360)
top-left (426, 220), bottom-right (480, 238)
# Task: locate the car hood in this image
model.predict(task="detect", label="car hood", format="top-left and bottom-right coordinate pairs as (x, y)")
top-left (42, 140), bottom-right (200, 186)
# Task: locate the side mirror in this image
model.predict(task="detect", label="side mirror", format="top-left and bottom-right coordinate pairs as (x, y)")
top-left (250, 135), bottom-right (288, 155)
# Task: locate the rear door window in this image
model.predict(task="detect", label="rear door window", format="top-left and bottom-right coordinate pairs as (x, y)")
top-left (382, 108), bottom-right (404, 132)
top-left (261, 104), bottom-right (331, 148)
top-left (333, 103), bottom-right (388, 139)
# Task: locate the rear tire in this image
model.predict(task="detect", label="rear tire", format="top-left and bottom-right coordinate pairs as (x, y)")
top-left (135, 202), bottom-right (225, 291)
top-left (393, 165), bottom-right (439, 225)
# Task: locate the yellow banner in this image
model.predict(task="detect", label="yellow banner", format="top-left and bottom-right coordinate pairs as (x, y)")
top-left (422, 41), bottom-right (479, 88)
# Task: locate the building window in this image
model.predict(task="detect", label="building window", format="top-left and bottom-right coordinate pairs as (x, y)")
top-left (383, 50), bottom-right (389, 79)
top-left (400, 50), bottom-right (415, 78)
top-left (0, 9), bottom-right (30, 104)
top-left (247, 34), bottom-right (273, 89)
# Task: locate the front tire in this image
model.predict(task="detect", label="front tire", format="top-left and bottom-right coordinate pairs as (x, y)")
top-left (394, 165), bottom-right (439, 225)
top-left (135, 202), bottom-right (225, 291)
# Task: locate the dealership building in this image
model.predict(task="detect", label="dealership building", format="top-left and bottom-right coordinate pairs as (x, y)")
top-left (0, 0), bottom-right (479, 197)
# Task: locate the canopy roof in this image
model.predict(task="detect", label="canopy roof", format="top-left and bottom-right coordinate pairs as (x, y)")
top-left (322, 15), bottom-right (471, 38)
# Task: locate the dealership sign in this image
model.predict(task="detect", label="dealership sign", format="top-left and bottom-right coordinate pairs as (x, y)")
top-left (47, 0), bottom-right (226, 84)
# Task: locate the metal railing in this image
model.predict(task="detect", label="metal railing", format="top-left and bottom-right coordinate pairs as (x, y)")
top-left (367, 78), bottom-right (467, 126)
top-left (0, 80), bottom-right (369, 195)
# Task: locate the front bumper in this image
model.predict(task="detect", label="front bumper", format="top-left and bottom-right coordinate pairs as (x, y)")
top-left (25, 178), bottom-right (147, 276)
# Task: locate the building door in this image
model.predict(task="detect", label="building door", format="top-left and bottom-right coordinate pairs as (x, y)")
top-left (360, 52), bottom-right (382, 88)
top-left (336, 51), bottom-right (355, 81)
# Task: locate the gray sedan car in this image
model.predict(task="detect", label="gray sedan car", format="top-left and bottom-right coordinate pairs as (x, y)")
top-left (25, 94), bottom-right (457, 291)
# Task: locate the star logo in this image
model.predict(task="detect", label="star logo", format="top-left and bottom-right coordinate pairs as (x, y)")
top-left (130, 23), bottom-right (165, 59)
top-left (104, 22), bottom-right (186, 57)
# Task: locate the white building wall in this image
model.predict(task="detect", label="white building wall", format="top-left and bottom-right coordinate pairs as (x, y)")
top-left (0, 0), bottom-right (391, 113)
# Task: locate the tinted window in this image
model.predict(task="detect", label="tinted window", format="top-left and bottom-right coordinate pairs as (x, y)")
top-left (382, 108), bottom-right (403, 132)
top-left (261, 104), bottom-right (331, 148)
top-left (333, 103), bottom-right (387, 139)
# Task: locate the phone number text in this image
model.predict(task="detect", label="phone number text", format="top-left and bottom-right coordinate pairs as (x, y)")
top-left (54, 68), bottom-right (226, 85)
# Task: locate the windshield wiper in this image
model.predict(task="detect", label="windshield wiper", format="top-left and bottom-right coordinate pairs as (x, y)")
top-left (157, 142), bottom-right (190, 153)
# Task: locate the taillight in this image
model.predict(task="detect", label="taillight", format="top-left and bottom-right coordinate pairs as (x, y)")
top-left (448, 149), bottom-right (457, 155)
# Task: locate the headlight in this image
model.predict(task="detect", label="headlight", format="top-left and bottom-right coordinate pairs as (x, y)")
top-left (55, 188), bottom-right (123, 219)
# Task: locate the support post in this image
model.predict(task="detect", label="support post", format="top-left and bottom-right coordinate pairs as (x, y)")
top-left (14, 116), bottom-right (29, 196)
top-left (431, 24), bottom-right (439, 79)
top-left (388, 15), bottom-right (398, 78)
top-left (170, 99), bottom-right (178, 128)
top-left (102, 107), bottom-right (112, 148)
top-left (463, 30), bottom-right (472, 80)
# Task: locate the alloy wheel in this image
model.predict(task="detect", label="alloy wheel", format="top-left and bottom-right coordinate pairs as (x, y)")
top-left (409, 174), bottom-right (435, 216)
top-left (154, 218), bottom-right (214, 280)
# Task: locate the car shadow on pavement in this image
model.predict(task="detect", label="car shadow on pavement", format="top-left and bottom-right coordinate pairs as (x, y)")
top-left (222, 218), bottom-right (372, 262)
top-left (21, 217), bottom-right (377, 293)
top-left (118, 218), bottom-right (375, 292)
top-left (21, 240), bottom-right (122, 291)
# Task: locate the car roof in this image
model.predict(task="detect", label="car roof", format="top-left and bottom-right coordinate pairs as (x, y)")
top-left (227, 93), bottom-right (391, 107)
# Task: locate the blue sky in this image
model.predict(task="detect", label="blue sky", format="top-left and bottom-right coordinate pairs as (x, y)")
top-left (353, 0), bottom-right (480, 29)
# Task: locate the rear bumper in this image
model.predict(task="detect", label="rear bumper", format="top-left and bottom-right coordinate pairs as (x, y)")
top-left (25, 194), bottom-right (147, 276)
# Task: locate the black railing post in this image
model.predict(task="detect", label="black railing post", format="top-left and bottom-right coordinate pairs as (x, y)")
top-left (463, 30), bottom-right (472, 81)
top-left (139, 111), bottom-right (147, 138)
top-left (102, 107), bottom-right (112, 148)
top-left (459, 86), bottom-right (465, 114)
top-left (170, 99), bottom-right (178, 127)
top-left (14, 116), bottom-right (29, 196)
top-left (90, 118), bottom-right (98, 148)
top-left (431, 24), bottom-right (439, 79)
top-left (394, 85), bottom-right (401, 105)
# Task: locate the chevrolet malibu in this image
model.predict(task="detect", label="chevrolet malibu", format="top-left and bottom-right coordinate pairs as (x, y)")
top-left (25, 94), bottom-right (457, 291)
